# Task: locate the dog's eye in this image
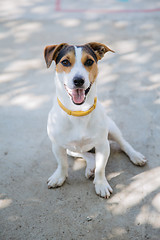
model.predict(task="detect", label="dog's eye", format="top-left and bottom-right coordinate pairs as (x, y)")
top-left (84, 59), bottom-right (94, 67)
top-left (61, 59), bottom-right (71, 67)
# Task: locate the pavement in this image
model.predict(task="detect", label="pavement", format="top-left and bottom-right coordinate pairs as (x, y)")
top-left (0, 0), bottom-right (160, 239)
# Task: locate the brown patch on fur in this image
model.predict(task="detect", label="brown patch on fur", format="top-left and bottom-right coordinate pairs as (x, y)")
top-left (81, 51), bottom-right (98, 84)
top-left (56, 50), bottom-right (75, 74)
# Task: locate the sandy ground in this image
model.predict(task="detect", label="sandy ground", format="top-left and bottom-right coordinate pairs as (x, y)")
top-left (0, 0), bottom-right (160, 239)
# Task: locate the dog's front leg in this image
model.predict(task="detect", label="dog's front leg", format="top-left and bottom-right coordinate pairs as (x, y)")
top-left (94, 140), bottom-right (113, 198)
top-left (47, 144), bottom-right (68, 188)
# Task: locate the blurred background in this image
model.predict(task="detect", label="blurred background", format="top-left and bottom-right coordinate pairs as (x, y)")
top-left (0, 0), bottom-right (160, 239)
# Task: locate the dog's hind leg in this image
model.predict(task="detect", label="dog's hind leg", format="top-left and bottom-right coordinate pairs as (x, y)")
top-left (67, 150), bottom-right (95, 179)
top-left (108, 117), bottom-right (147, 166)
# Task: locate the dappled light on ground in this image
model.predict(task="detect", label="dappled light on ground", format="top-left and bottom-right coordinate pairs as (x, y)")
top-left (0, 199), bottom-right (12, 210)
top-left (107, 167), bottom-right (160, 215)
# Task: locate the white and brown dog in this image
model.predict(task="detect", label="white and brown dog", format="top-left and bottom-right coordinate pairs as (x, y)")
top-left (44, 42), bottom-right (147, 198)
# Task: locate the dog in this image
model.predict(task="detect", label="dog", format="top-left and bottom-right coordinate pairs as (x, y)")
top-left (44, 42), bottom-right (147, 198)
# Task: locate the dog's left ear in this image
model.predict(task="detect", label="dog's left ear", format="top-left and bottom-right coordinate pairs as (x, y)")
top-left (87, 42), bottom-right (115, 60)
top-left (44, 43), bottom-right (68, 68)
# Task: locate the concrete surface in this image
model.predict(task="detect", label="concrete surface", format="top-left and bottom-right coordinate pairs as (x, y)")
top-left (0, 0), bottom-right (160, 239)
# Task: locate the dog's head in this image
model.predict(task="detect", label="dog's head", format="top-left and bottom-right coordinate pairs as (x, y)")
top-left (44, 42), bottom-right (114, 105)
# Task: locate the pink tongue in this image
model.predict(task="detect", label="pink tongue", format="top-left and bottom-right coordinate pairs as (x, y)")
top-left (71, 89), bottom-right (85, 104)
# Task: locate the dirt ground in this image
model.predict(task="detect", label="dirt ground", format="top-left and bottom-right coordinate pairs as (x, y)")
top-left (0, 0), bottom-right (160, 239)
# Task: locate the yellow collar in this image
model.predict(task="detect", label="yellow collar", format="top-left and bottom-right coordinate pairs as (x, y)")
top-left (57, 97), bottom-right (97, 117)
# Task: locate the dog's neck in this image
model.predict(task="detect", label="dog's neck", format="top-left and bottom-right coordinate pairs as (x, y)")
top-left (55, 77), bottom-right (97, 112)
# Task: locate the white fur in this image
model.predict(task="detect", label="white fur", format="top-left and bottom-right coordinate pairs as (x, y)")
top-left (47, 46), bottom-right (147, 198)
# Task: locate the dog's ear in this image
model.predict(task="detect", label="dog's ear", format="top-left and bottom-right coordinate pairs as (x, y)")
top-left (87, 42), bottom-right (115, 60)
top-left (44, 43), bottom-right (68, 68)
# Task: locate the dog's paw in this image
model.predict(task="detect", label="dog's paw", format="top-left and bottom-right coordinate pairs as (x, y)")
top-left (130, 151), bottom-right (147, 166)
top-left (85, 153), bottom-right (95, 179)
top-left (85, 167), bottom-right (95, 179)
top-left (94, 179), bottom-right (113, 198)
top-left (47, 169), bottom-right (67, 188)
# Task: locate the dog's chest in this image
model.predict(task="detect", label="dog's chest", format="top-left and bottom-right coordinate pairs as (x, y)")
top-left (64, 136), bottom-right (95, 152)
top-left (48, 103), bottom-right (108, 152)
top-left (62, 119), bottom-right (96, 152)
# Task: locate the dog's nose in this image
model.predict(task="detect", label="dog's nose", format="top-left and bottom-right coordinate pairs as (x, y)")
top-left (73, 77), bottom-right (85, 87)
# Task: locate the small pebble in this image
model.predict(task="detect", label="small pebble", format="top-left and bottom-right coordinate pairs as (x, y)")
top-left (86, 216), bottom-right (92, 222)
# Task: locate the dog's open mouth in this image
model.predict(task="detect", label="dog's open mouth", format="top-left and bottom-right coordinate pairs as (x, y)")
top-left (65, 84), bottom-right (91, 105)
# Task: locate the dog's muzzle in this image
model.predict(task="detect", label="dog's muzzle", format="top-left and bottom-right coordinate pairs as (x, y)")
top-left (64, 83), bottom-right (92, 105)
